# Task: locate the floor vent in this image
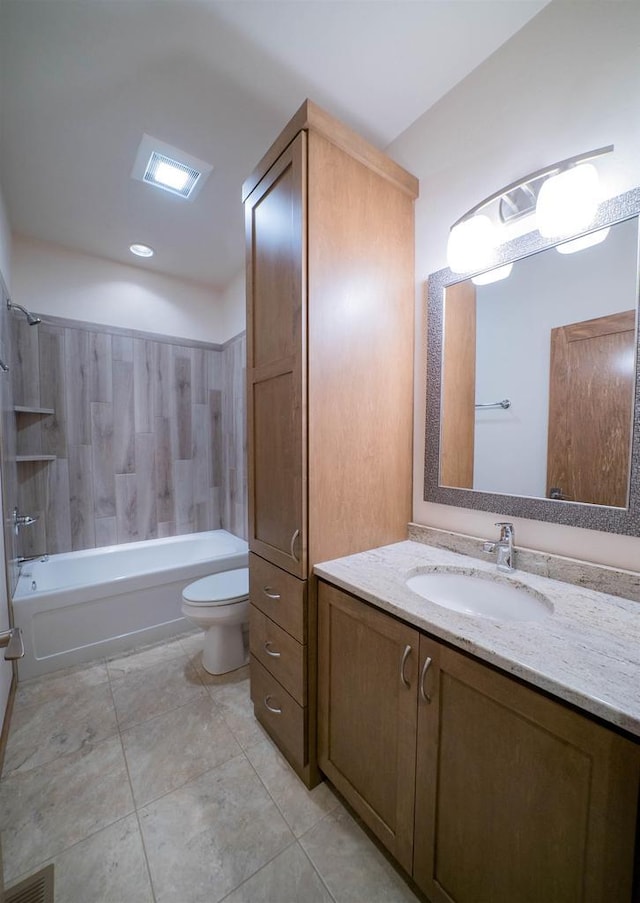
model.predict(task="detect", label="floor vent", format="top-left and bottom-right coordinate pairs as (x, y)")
top-left (5, 864), bottom-right (54, 903)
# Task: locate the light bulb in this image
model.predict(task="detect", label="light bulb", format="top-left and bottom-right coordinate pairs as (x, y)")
top-left (446, 214), bottom-right (496, 274)
top-left (472, 264), bottom-right (513, 286)
top-left (555, 227), bottom-right (610, 255)
top-left (536, 163), bottom-right (601, 238)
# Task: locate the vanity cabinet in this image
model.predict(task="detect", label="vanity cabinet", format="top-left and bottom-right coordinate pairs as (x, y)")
top-left (318, 580), bottom-right (640, 903)
top-left (243, 100), bottom-right (418, 786)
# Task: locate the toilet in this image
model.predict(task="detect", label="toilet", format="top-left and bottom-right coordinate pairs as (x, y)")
top-left (181, 568), bottom-right (250, 675)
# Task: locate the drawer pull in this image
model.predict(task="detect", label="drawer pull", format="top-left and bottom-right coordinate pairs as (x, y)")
top-left (420, 656), bottom-right (433, 703)
top-left (262, 586), bottom-right (281, 600)
top-left (290, 528), bottom-right (300, 563)
top-left (264, 641), bottom-right (281, 658)
top-left (400, 644), bottom-right (412, 688)
top-left (264, 695), bottom-right (282, 714)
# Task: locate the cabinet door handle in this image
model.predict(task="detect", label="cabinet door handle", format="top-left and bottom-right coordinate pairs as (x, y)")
top-left (264, 641), bottom-right (281, 658)
top-left (400, 644), bottom-right (412, 688)
top-left (262, 586), bottom-right (281, 600)
top-left (420, 656), bottom-right (433, 703)
top-left (290, 529), bottom-right (300, 563)
top-left (264, 695), bottom-right (282, 714)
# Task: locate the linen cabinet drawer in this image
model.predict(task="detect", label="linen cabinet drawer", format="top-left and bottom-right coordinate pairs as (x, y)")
top-left (249, 606), bottom-right (307, 705)
top-left (249, 553), bottom-right (307, 643)
top-left (250, 657), bottom-right (307, 766)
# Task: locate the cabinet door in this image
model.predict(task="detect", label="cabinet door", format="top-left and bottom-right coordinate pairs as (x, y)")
top-left (245, 131), bottom-right (307, 577)
top-left (414, 637), bottom-right (640, 903)
top-left (317, 581), bottom-right (418, 873)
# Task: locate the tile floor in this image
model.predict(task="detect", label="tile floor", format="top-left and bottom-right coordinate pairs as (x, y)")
top-left (0, 632), bottom-right (420, 903)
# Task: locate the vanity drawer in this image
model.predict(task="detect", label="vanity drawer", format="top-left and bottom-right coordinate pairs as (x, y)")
top-left (249, 553), bottom-right (307, 643)
top-left (250, 606), bottom-right (306, 705)
top-left (250, 657), bottom-right (307, 767)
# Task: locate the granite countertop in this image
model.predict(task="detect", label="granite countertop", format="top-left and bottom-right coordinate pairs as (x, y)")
top-left (314, 540), bottom-right (640, 739)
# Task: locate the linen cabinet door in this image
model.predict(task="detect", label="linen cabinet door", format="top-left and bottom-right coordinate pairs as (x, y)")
top-left (413, 638), bottom-right (640, 903)
top-left (317, 581), bottom-right (419, 874)
top-left (245, 131), bottom-right (307, 578)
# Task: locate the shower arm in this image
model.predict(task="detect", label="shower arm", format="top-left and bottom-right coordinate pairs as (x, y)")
top-left (7, 298), bottom-right (41, 326)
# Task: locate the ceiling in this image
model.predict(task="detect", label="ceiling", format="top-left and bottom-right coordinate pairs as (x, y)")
top-left (0, 0), bottom-right (548, 292)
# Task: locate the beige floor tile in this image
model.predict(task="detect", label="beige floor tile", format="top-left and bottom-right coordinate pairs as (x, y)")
top-left (3, 681), bottom-right (118, 777)
top-left (208, 677), bottom-right (268, 749)
top-left (106, 637), bottom-right (188, 680)
top-left (139, 755), bottom-right (294, 903)
top-left (222, 843), bottom-right (333, 903)
top-left (0, 736), bottom-right (134, 885)
top-left (179, 630), bottom-right (205, 659)
top-left (300, 807), bottom-right (419, 903)
top-left (122, 695), bottom-right (242, 807)
top-left (245, 737), bottom-right (339, 837)
top-left (110, 654), bottom-right (207, 730)
top-left (15, 661), bottom-right (109, 708)
top-left (34, 814), bottom-right (154, 903)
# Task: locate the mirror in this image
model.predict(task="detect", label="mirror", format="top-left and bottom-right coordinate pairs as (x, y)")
top-left (425, 187), bottom-right (640, 535)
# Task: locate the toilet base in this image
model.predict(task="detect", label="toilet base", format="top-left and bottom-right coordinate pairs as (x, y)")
top-left (202, 623), bottom-right (249, 675)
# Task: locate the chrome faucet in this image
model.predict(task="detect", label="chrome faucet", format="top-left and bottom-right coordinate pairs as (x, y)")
top-left (12, 507), bottom-right (39, 535)
top-left (483, 522), bottom-right (516, 572)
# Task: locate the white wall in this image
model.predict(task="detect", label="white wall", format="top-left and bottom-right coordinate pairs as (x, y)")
top-left (11, 236), bottom-right (230, 345)
top-left (220, 269), bottom-right (247, 343)
top-left (388, 0), bottom-right (640, 570)
top-left (472, 218), bottom-right (637, 495)
top-left (0, 184), bottom-right (13, 738)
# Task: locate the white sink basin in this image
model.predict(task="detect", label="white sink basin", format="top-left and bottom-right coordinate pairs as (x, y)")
top-left (406, 569), bottom-right (553, 622)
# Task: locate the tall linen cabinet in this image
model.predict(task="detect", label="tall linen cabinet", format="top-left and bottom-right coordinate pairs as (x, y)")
top-left (243, 101), bottom-right (418, 787)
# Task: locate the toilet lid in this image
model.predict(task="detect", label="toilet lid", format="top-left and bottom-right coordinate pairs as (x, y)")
top-left (183, 568), bottom-right (249, 606)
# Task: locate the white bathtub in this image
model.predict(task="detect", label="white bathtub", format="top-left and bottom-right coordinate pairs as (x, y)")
top-left (12, 530), bottom-right (248, 679)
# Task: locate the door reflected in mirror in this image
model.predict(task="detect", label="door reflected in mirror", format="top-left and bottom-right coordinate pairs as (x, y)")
top-left (440, 217), bottom-right (638, 509)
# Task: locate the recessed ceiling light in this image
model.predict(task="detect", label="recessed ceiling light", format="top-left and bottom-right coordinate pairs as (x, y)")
top-left (130, 243), bottom-right (154, 258)
top-left (131, 134), bottom-right (213, 201)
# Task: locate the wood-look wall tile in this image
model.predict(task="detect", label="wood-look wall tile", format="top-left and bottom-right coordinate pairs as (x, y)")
top-left (90, 332), bottom-right (113, 403)
top-left (39, 326), bottom-right (67, 457)
top-left (65, 329), bottom-right (91, 446)
top-left (17, 462), bottom-right (47, 560)
top-left (135, 433), bottom-right (157, 540)
top-left (15, 412), bottom-right (43, 456)
top-left (91, 402), bottom-right (115, 517)
top-left (211, 487), bottom-right (223, 530)
top-left (208, 349), bottom-right (223, 391)
top-left (153, 343), bottom-right (172, 419)
top-left (68, 445), bottom-right (96, 550)
top-left (134, 339), bottom-right (154, 433)
top-left (157, 521), bottom-right (176, 538)
top-left (45, 459), bottom-right (72, 554)
top-left (11, 317), bottom-right (40, 408)
top-left (209, 389), bottom-right (222, 489)
top-left (192, 348), bottom-right (206, 405)
top-left (192, 404), bottom-right (209, 503)
top-left (115, 473), bottom-right (138, 544)
top-left (155, 417), bottom-right (174, 524)
top-left (174, 459), bottom-right (194, 528)
top-left (113, 361), bottom-right (135, 474)
top-left (174, 353), bottom-right (192, 460)
top-left (112, 335), bottom-right (133, 362)
top-left (195, 500), bottom-right (213, 532)
top-left (95, 517), bottom-right (118, 548)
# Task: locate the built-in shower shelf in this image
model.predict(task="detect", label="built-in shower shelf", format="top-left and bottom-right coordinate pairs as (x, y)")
top-left (14, 406), bottom-right (55, 415)
top-left (15, 455), bottom-right (56, 462)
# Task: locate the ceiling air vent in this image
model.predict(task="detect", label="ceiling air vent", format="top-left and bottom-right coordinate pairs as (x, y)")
top-left (131, 134), bottom-right (212, 201)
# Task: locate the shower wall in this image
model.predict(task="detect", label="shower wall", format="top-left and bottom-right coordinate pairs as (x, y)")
top-left (10, 314), bottom-right (246, 558)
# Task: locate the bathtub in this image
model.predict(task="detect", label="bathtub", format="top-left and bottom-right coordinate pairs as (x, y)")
top-left (12, 530), bottom-right (248, 679)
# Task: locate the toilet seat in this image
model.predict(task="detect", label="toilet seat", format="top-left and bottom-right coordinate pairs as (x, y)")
top-left (182, 568), bottom-right (249, 606)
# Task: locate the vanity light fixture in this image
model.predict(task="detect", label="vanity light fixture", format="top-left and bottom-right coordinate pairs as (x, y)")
top-left (447, 145), bottom-right (614, 274)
